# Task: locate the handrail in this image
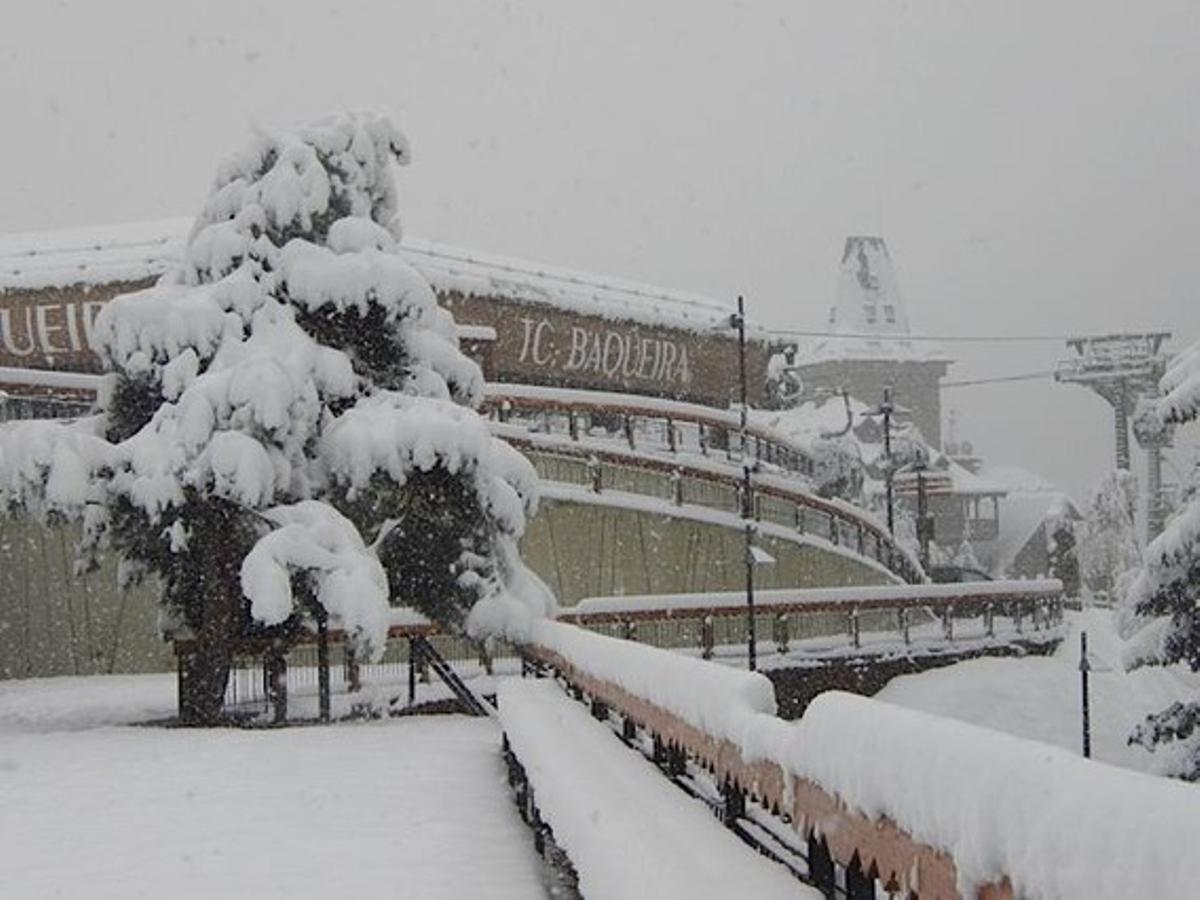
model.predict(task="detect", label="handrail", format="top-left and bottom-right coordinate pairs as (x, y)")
top-left (481, 383), bottom-right (816, 478)
top-left (562, 581), bottom-right (1064, 624)
top-left (521, 627), bottom-right (1013, 899)
top-left (497, 427), bottom-right (924, 584)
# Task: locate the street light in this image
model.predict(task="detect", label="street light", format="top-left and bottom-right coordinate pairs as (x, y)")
top-left (729, 296), bottom-right (758, 670)
top-left (862, 388), bottom-right (896, 536)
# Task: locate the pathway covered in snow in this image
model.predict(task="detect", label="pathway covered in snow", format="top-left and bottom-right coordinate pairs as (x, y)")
top-left (0, 680), bottom-right (547, 899)
top-left (878, 608), bottom-right (1200, 775)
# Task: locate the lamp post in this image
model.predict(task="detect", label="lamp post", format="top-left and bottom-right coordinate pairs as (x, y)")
top-left (864, 388), bottom-right (896, 536)
top-left (730, 296), bottom-right (756, 670)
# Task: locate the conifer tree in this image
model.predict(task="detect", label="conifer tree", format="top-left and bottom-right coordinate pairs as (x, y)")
top-left (0, 115), bottom-right (549, 723)
top-left (1120, 336), bottom-right (1200, 778)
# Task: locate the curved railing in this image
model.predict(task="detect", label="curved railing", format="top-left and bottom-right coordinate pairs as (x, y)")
top-left (492, 423), bottom-right (923, 585)
top-left (482, 383), bottom-right (816, 477)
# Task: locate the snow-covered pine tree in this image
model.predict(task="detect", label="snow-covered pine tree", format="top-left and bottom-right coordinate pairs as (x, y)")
top-left (1078, 469), bottom-right (1141, 601)
top-left (1120, 336), bottom-right (1200, 778)
top-left (0, 114), bottom-right (550, 724)
top-left (1047, 518), bottom-right (1081, 598)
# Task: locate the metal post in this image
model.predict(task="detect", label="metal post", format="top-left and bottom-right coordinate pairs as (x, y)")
top-left (733, 295), bottom-right (756, 672)
top-left (1080, 630), bottom-right (1092, 758)
top-left (316, 609), bottom-right (331, 723)
top-left (735, 295), bottom-right (748, 456)
top-left (1114, 380), bottom-right (1131, 471)
top-left (408, 636), bottom-right (419, 708)
top-left (881, 388), bottom-right (895, 536)
top-left (916, 465), bottom-right (931, 570)
top-left (745, 521), bottom-right (757, 671)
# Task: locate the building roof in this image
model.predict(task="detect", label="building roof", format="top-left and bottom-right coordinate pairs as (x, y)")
top-left (0, 219), bottom-right (758, 336)
top-left (974, 490), bottom-right (1078, 577)
top-left (795, 236), bottom-right (951, 366)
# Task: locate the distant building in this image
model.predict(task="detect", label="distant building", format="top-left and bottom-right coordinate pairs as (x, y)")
top-left (969, 465), bottom-right (1081, 580)
top-left (792, 236), bottom-right (952, 447)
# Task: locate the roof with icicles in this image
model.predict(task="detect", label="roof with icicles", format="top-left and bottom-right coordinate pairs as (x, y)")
top-left (0, 219), bottom-right (762, 337)
top-left (796, 235), bottom-right (951, 365)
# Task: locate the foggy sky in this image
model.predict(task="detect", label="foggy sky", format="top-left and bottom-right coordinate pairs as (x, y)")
top-left (2, 0), bottom-right (1197, 504)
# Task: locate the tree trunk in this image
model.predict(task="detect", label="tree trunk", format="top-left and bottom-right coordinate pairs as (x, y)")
top-left (177, 632), bottom-right (235, 725)
top-left (176, 537), bottom-right (244, 726)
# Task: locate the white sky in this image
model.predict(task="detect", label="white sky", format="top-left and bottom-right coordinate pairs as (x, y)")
top-left (1, 0), bottom-right (1197, 503)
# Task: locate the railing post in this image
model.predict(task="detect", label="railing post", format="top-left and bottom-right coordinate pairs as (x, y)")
top-left (316, 609), bottom-right (331, 723)
top-left (1013, 602), bottom-right (1024, 634)
top-left (942, 605), bottom-right (954, 642)
top-left (721, 777), bottom-right (745, 828)
top-left (408, 637), bottom-right (419, 707)
top-left (773, 613), bottom-right (790, 654)
top-left (344, 647), bottom-right (361, 693)
top-left (829, 514), bottom-right (839, 545)
top-left (700, 615), bottom-right (714, 660)
top-left (666, 418), bottom-right (677, 453)
top-left (588, 455), bottom-right (602, 493)
top-left (857, 524), bottom-right (865, 554)
top-left (849, 607), bottom-right (861, 649)
top-left (624, 415), bottom-right (636, 450)
top-left (671, 468), bottom-right (683, 506)
top-left (265, 644), bottom-right (288, 725)
top-left (568, 410), bottom-right (579, 441)
top-left (794, 504), bottom-right (805, 534)
top-left (806, 833), bottom-right (836, 893)
top-left (845, 853), bottom-right (876, 900)
top-left (698, 423), bottom-right (709, 456)
top-left (590, 697), bottom-right (608, 722)
top-left (985, 602), bottom-right (995, 638)
top-left (899, 606), bottom-right (910, 645)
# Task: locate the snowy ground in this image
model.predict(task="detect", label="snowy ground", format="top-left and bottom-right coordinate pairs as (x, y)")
top-left (877, 608), bottom-right (1200, 775)
top-left (0, 680), bottom-right (547, 898)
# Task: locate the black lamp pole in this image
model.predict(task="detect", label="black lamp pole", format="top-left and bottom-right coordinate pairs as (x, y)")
top-left (880, 387), bottom-right (895, 537)
top-left (733, 295), bottom-right (756, 671)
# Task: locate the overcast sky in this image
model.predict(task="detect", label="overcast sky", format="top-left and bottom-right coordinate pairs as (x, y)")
top-left (2, 0), bottom-right (1197, 504)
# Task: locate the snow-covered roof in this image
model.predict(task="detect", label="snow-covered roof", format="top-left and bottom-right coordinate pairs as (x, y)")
top-left (975, 490), bottom-right (1078, 577)
top-left (978, 464), bottom-right (1063, 496)
top-left (942, 457), bottom-right (1007, 497)
top-left (795, 236), bottom-right (951, 366)
top-left (0, 219), bottom-right (189, 290)
top-left (0, 219), bottom-right (754, 335)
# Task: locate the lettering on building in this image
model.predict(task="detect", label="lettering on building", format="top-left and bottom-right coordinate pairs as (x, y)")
top-left (517, 317), bottom-right (692, 386)
top-left (0, 298), bottom-right (108, 370)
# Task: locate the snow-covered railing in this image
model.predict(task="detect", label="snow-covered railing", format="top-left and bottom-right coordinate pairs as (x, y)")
top-left (560, 580), bottom-right (1064, 659)
top-left (482, 383), bottom-right (816, 477)
top-left (516, 618), bottom-right (1200, 899)
top-left (498, 424), bottom-right (923, 584)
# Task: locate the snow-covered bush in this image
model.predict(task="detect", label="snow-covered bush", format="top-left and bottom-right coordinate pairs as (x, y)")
top-left (0, 114), bottom-right (548, 723)
top-left (1119, 336), bottom-right (1200, 778)
top-left (1078, 469), bottom-right (1141, 600)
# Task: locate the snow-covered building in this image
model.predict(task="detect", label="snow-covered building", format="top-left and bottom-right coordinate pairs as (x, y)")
top-left (969, 464), bottom-right (1081, 580)
top-left (0, 220), bottom-right (775, 411)
top-left (791, 237), bottom-right (952, 447)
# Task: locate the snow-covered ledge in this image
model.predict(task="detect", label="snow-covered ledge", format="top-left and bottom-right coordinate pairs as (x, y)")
top-left (519, 619), bottom-right (1200, 899)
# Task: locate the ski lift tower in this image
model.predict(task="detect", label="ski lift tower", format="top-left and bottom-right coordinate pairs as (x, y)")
top-left (1055, 332), bottom-right (1173, 536)
top-left (1055, 332), bottom-right (1171, 470)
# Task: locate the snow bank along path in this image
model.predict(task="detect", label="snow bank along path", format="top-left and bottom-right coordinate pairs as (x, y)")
top-left (521, 619), bottom-right (1200, 899)
top-left (497, 678), bottom-right (814, 900)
